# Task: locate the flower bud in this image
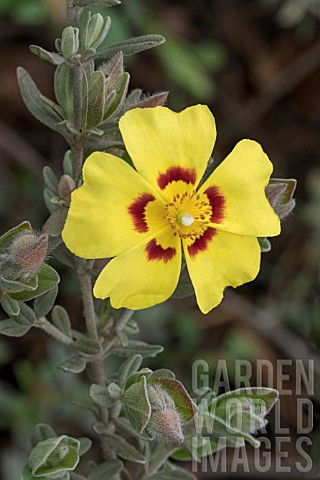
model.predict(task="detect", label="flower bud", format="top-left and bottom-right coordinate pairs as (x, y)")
top-left (146, 384), bottom-right (184, 444)
top-left (58, 174), bottom-right (75, 206)
top-left (10, 232), bottom-right (48, 274)
top-left (61, 26), bottom-right (79, 60)
top-left (148, 408), bottom-right (184, 444)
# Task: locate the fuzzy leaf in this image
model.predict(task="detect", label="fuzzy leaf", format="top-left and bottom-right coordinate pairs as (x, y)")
top-left (88, 35), bottom-right (165, 61)
top-left (87, 459), bottom-right (123, 480)
top-left (34, 285), bottom-right (58, 318)
top-left (113, 417), bottom-right (153, 441)
top-left (0, 318), bottom-right (31, 337)
top-left (43, 166), bottom-right (58, 193)
top-left (51, 305), bottom-right (72, 339)
top-left (54, 64), bottom-right (74, 119)
top-left (17, 67), bottom-right (63, 132)
top-left (20, 464), bottom-right (47, 480)
top-left (58, 355), bottom-right (86, 374)
top-left (15, 302), bottom-right (37, 326)
top-left (72, 338), bottom-right (101, 356)
top-left (118, 354), bottom-right (143, 387)
top-left (85, 71), bottom-right (105, 127)
top-left (1, 294), bottom-right (20, 316)
top-left (89, 384), bottom-right (117, 408)
top-left (31, 424), bottom-right (57, 448)
top-left (111, 434), bottom-right (146, 464)
top-left (29, 435), bottom-right (80, 477)
top-left (124, 376), bottom-right (151, 434)
top-left (151, 369), bottom-right (175, 380)
top-left (258, 237), bottom-right (271, 253)
top-left (149, 378), bottom-right (198, 423)
top-left (29, 45), bottom-right (65, 65)
top-left (0, 276), bottom-right (37, 294)
top-left (78, 437), bottom-right (92, 456)
top-left (10, 264), bottom-right (60, 301)
top-left (0, 221), bottom-right (32, 252)
top-left (111, 340), bottom-right (163, 358)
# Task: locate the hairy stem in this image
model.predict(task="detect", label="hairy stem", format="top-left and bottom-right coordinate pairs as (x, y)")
top-left (77, 259), bottom-right (113, 459)
top-left (102, 308), bottom-right (134, 353)
top-left (35, 316), bottom-right (73, 346)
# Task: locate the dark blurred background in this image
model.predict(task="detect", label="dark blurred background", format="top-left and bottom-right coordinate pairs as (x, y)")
top-left (0, 0), bottom-right (320, 478)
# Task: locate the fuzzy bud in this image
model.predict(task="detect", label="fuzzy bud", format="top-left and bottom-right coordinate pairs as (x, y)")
top-left (58, 174), bottom-right (75, 206)
top-left (147, 384), bottom-right (184, 444)
top-left (148, 408), bottom-right (184, 444)
top-left (10, 232), bottom-right (48, 274)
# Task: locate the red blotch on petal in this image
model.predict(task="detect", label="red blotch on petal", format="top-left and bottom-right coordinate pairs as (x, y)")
top-left (128, 193), bottom-right (155, 233)
top-left (157, 166), bottom-right (197, 190)
top-left (145, 239), bottom-right (176, 263)
top-left (187, 227), bottom-right (216, 257)
top-left (205, 186), bottom-right (225, 223)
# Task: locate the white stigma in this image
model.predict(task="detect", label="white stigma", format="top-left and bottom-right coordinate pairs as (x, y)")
top-left (177, 211), bottom-right (194, 227)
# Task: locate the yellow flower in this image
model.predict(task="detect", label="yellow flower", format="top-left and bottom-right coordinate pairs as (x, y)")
top-left (62, 105), bottom-right (280, 313)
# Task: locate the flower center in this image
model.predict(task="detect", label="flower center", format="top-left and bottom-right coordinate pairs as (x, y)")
top-left (176, 211), bottom-right (194, 226)
top-left (164, 187), bottom-right (213, 240)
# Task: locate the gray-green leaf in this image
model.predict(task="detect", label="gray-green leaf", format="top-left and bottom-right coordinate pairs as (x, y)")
top-left (17, 67), bottom-right (64, 132)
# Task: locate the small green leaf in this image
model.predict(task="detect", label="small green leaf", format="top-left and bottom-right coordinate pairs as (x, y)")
top-left (72, 338), bottom-right (101, 356)
top-left (15, 302), bottom-right (37, 326)
top-left (148, 378), bottom-right (198, 423)
top-left (78, 437), bottom-right (92, 456)
top-left (108, 382), bottom-right (121, 399)
top-left (54, 65), bottom-right (74, 119)
top-left (118, 354), bottom-right (143, 387)
top-left (0, 318), bottom-right (31, 337)
top-left (0, 275), bottom-right (38, 294)
top-left (151, 369), bottom-right (175, 380)
top-left (58, 355), bottom-right (86, 374)
top-left (0, 221), bottom-right (31, 252)
top-left (43, 207), bottom-right (68, 237)
top-left (10, 264), bottom-right (60, 301)
top-left (1, 294), bottom-right (20, 316)
top-left (87, 459), bottom-right (123, 480)
top-left (258, 237), bottom-right (271, 253)
top-left (29, 435), bottom-right (80, 477)
top-left (34, 285), bottom-right (58, 318)
top-left (85, 71), bottom-right (105, 127)
top-left (149, 467), bottom-right (196, 480)
top-left (105, 72), bottom-right (130, 118)
top-left (61, 26), bottom-right (79, 59)
top-left (124, 376), bottom-right (151, 434)
top-left (17, 67), bottom-right (64, 133)
top-left (88, 35), bottom-right (165, 61)
top-left (31, 424), bottom-right (57, 448)
top-left (89, 383), bottom-right (117, 408)
top-left (29, 45), bottom-right (65, 65)
top-left (113, 417), bottom-right (153, 441)
top-left (111, 434), bottom-right (146, 464)
top-left (51, 305), bottom-right (72, 339)
top-left (111, 340), bottom-right (163, 358)
top-left (20, 464), bottom-right (47, 480)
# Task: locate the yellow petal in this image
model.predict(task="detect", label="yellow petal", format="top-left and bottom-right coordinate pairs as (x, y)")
top-left (119, 105), bottom-right (216, 198)
top-left (199, 140), bottom-right (281, 237)
top-left (93, 227), bottom-right (181, 309)
top-left (62, 152), bottom-right (165, 259)
top-left (183, 228), bottom-right (261, 314)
